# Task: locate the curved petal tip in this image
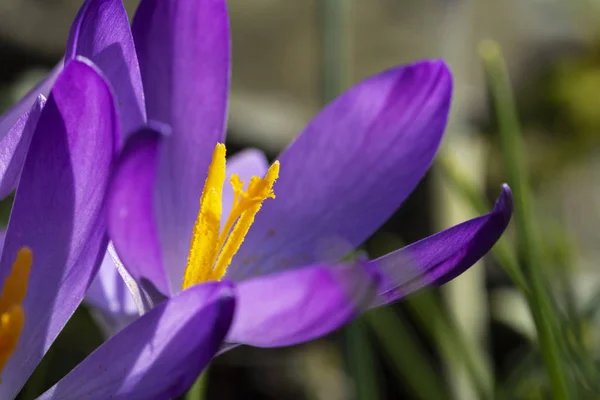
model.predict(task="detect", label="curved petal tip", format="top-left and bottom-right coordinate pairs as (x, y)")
top-left (372, 184), bottom-right (513, 307)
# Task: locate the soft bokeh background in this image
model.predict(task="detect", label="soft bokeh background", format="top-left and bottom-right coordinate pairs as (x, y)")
top-left (2, 0), bottom-right (600, 398)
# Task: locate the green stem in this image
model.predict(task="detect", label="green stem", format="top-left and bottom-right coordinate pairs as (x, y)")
top-left (479, 39), bottom-right (570, 399)
top-left (185, 369), bottom-right (209, 400)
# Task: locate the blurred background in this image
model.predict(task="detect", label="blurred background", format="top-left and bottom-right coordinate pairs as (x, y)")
top-left (2, 0), bottom-right (600, 399)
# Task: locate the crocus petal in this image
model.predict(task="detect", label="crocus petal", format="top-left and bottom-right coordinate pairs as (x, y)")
top-left (133, 0), bottom-right (231, 280)
top-left (371, 185), bottom-right (513, 307)
top-left (230, 60), bottom-right (452, 281)
top-left (226, 263), bottom-right (378, 347)
top-left (0, 96), bottom-right (45, 199)
top-left (108, 126), bottom-right (170, 295)
top-left (66, 0), bottom-right (146, 135)
top-left (39, 282), bottom-right (235, 400)
top-left (0, 58), bottom-right (118, 398)
top-left (85, 247), bottom-right (139, 321)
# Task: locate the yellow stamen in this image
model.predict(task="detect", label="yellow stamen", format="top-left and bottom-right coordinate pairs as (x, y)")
top-left (0, 247), bottom-right (32, 377)
top-left (183, 144), bottom-right (226, 288)
top-left (182, 144), bottom-right (279, 289)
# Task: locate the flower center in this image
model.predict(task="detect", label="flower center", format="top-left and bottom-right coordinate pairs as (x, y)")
top-left (0, 247), bottom-right (31, 378)
top-left (182, 144), bottom-right (279, 289)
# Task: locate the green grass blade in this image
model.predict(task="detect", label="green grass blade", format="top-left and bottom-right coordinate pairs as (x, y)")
top-left (366, 307), bottom-right (447, 400)
top-left (406, 291), bottom-right (495, 400)
top-left (346, 319), bottom-right (382, 400)
top-left (479, 39), bottom-right (571, 399)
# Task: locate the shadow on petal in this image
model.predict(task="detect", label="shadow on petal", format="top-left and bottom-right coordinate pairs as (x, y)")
top-left (39, 282), bottom-right (235, 400)
top-left (133, 0), bottom-right (231, 285)
top-left (227, 262), bottom-right (379, 347)
top-left (0, 59), bottom-right (118, 398)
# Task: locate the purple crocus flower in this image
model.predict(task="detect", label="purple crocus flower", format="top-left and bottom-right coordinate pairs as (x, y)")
top-left (0, 0), bottom-right (512, 352)
top-left (0, 57), bottom-right (234, 399)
